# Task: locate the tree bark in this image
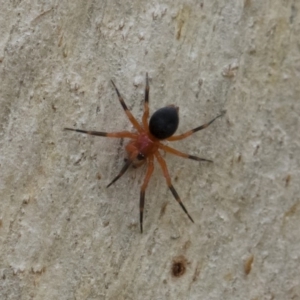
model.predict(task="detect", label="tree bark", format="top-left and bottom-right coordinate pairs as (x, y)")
top-left (1, 1), bottom-right (299, 299)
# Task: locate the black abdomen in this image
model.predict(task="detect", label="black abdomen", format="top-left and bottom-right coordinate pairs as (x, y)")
top-left (149, 106), bottom-right (179, 139)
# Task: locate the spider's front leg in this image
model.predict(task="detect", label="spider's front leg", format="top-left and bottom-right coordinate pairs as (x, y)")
top-left (142, 73), bottom-right (150, 129)
top-left (106, 142), bottom-right (140, 188)
top-left (64, 128), bottom-right (138, 139)
top-left (111, 80), bottom-right (143, 132)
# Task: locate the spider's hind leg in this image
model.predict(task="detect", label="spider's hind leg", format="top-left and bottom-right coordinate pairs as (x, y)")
top-left (158, 143), bottom-right (213, 163)
top-left (167, 110), bottom-right (226, 141)
top-left (155, 151), bottom-right (194, 223)
top-left (139, 155), bottom-right (154, 233)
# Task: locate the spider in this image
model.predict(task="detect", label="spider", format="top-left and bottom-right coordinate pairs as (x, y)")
top-left (65, 73), bottom-right (224, 233)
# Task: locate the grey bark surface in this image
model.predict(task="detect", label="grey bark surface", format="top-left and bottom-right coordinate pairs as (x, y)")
top-left (0, 1), bottom-right (299, 299)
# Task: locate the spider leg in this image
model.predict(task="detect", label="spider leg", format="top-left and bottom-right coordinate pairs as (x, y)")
top-left (142, 73), bottom-right (150, 129)
top-left (155, 151), bottom-right (194, 223)
top-left (64, 128), bottom-right (138, 139)
top-left (106, 156), bottom-right (135, 188)
top-left (139, 154), bottom-right (154, 233)
top-left (111, 80), bottom-right (143, 132)
top-left (167, 111), bottom-right (225, 141)
top-left (158, 143), bottom-right (213, 163)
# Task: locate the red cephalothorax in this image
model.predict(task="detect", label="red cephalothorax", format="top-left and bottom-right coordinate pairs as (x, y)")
top-left (129, 131), bottom-right (158, 158)
top-left (65, 73), bottom-right (224, 233)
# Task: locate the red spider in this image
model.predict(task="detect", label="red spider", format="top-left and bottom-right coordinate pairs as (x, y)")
top-left (65, 74), bottom-right (224, 233)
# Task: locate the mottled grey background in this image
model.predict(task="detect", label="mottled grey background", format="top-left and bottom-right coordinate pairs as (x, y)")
top-left (0, 1), bottom-right (299, 299)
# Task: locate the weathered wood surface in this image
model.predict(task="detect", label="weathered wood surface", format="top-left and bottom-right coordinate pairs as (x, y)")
top-left (0, 1), bottom-right (299, 299)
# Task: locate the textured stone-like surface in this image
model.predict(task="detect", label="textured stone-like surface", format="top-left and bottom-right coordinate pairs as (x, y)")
top-left (1, 1), bottom-right (299, 299)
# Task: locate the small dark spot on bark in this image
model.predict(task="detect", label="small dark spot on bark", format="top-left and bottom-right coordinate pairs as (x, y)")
top-left (171, 256), bottom-right (188, 277)
top-left (284, 202), bottom-right (298, 218)
top-left (159, 202), bottom-right (168, 219)
top-left (237, 154), bottom-right (242, 163)
top-left (192, 263), bottom-right (201, 282)
top-left (22, 198), bottom-right (30, 205)
top-left (253, 145), bottom-right (260, 156)
top-left (244, 0), bottom-right (251, 8)
top-left (244, 254), bottom-right (254, 275)
top-left (285, 174), bottom-right (291, 187)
